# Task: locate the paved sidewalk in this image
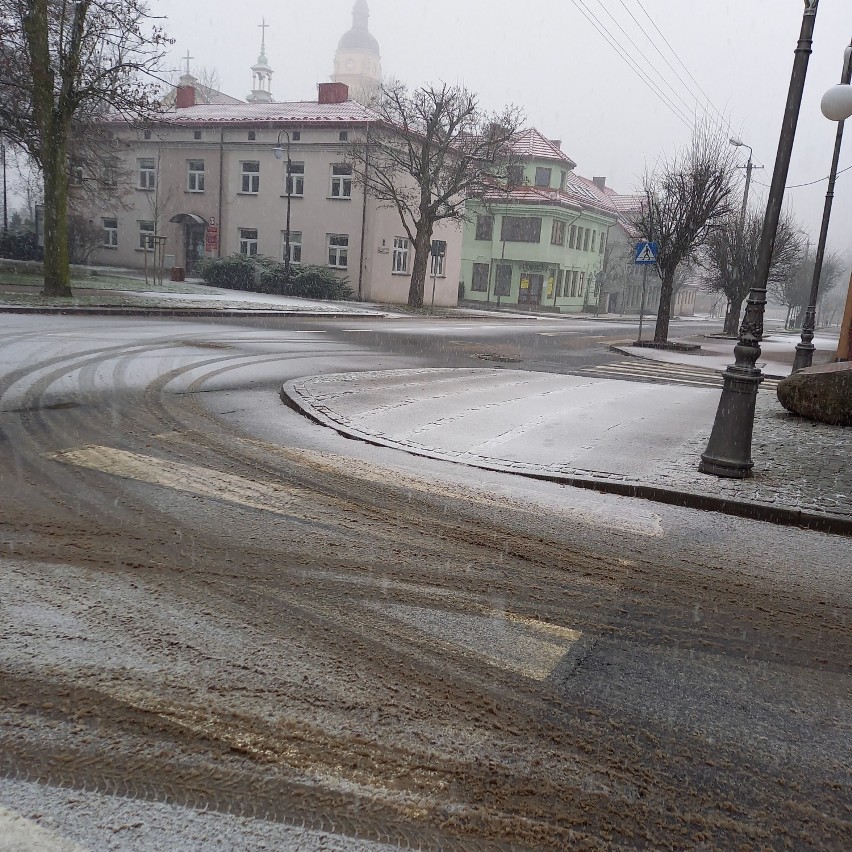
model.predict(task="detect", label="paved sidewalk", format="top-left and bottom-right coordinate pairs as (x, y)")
top-left (282, 368), bottom-right (851, 533)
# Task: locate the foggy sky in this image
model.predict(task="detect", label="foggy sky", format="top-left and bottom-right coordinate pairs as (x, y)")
top-left (158, 2), bottom-right (851, 269)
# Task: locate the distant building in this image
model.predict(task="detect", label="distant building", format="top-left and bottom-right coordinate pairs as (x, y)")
top-left (77, 77), bottom-right (461, 306)
top-left (460, 130), bottom-right (618, 313)
top-left (332, 0), bottom-right (382, 105)
top-left (596, 184), bottom-right (696, 318)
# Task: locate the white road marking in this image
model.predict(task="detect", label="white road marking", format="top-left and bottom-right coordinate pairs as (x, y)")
top-left (367, 601), bottom-right (582, 681)
top-left (50, 446), bottom-right (321, 519)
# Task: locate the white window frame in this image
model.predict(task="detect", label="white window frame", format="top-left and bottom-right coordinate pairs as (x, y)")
top-left (327, 234), bottom-right (349, 268)
top-left (239, 228), bottom-right (259, 256)
top-left (285, 162), bottom-right (305, 197)
top-left (187, 160), bottom-right (205, 192)
top-left (102, 217), bottom-right (118, 248)
top-left (430, 252), bottom-right (446, 278)
top-left (138, 158), bottom-right (156, 191)
top-left (241, 161), bottom-right (260, 194)
top-left (138, 220), bottom-right (155, 251)
top-left (330, 164), bottom-right (352, 199)
top-left (392, 237), bottom-right (409, 273)
top-left (282, 230), bottom-right (302, 264)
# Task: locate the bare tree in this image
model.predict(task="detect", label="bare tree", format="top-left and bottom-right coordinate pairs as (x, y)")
top-left (347, 80), bottom-right (523, 307)
top-left (66, 210), bottom-right (101, 264)
top-left (638, 122), bottom-right (735, 342)
top-left (596, 237), bottom-right (633, 314)
top-left (702, 209), bottom-right (802, 335)
top-left (193, 66), bottom-right (221, 104)
top-left (0, 0), bottom-right (170, 296)
top-left (770, 248), bottom-right (843, 329)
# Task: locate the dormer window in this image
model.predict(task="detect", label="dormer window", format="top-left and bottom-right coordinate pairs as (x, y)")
top-left (534, 167), bottom-right (552, 188)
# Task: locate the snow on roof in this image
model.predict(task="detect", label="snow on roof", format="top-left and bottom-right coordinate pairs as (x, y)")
top-left (510, 128), bottom-right (576, 167)
top-left (152, 99), bottom-right (378, 126)
top-left (483, 183), bottom-right (619, 217)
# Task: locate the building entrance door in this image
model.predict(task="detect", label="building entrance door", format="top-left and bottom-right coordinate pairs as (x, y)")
top-left (184, 223), bottom-right (205, 275)
top-left (519, 273), bottom-right (543, 306)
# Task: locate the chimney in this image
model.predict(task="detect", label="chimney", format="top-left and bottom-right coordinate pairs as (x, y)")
top-left (318, 82), bottom-right (349, 104)
top-left (593, 176), bottom-right (607, 191)
top-left (175, 73), bottom-right (196, 108)
top-left (550, 139), bottom-right (562, 149)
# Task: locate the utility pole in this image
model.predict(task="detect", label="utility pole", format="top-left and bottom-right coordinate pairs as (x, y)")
top-left (792, 39), bottom-right (852, 372)
top-left (700, 0), bottom-right (819, 478)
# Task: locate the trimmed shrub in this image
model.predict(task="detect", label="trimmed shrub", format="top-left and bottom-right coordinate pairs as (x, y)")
top-left (200, 255), bottom-right (353, 301)
top-left (198, 254), bottom-right (269, 291)
top-left (289, 265), bottom-right (353, 301)
top-left (0, 231), bottom-right (43, 261)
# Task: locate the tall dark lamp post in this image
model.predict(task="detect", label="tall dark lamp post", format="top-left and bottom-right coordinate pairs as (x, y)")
top-left (699, 0), bottom-right (820, 479)
top-left (273, 130), bottom-right (293, 280)
top-left (792, 41), bottom-right (852, 371)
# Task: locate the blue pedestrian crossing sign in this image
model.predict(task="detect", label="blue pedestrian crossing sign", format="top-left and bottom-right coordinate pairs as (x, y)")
top-left (634, 241), bottom-right (659, 264)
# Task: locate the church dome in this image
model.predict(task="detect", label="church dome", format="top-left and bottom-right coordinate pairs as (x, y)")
top-left (338, 27), bottom-right (380, 55)
top-left (337, 1), bottom-right (380, 56)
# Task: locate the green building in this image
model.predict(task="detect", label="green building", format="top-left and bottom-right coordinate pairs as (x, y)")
top-left (460, 129), bottom-right (619, 312)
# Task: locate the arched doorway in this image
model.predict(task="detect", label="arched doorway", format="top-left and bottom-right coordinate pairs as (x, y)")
top-left (169, 213), bottom-right (208, 276)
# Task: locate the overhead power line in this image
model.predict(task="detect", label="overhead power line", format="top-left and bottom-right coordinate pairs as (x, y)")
top-left (752, 162), bottom-right (852, 190)
top-left (618, 0), bottom-right (731, 134)
top-left (569, 0), bottom-right (696, 132)
top-left (592, 0), bottom-right (700, 122)
top-left (631, 0), bottom-right (729, 129)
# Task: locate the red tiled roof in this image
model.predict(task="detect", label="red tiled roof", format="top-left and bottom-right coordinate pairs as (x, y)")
top-left (483, 182), bottom-right (619, 217)
top-left (147, 100), bottom-right (378, 126)
top-left (510, 128), bottom-right (576, 167)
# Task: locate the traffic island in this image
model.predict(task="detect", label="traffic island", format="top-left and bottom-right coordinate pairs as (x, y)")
top-left (632, 340), bottom-right (701, 352)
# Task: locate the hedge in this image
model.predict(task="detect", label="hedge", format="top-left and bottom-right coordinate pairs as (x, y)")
top-left (198, 255), bottom-right (353, 301)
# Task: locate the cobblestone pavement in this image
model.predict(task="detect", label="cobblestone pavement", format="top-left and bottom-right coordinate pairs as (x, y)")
top-left (649, 393), bottom-right (850, 520)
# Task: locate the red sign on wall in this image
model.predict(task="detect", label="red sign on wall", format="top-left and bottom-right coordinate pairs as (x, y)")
top-left (205, 225), bottom-right (219, 253)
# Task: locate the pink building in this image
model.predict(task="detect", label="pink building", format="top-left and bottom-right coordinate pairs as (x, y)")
top-left (81, 78), bottom-right (461, 306)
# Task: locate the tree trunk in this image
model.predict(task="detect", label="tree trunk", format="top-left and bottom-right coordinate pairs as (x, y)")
top-left (407, 223), bottom-right (433, 308)
top-left (785, 305), bottom-right (793, 330)
top-left (653, 267), bottom-right (675, 342)
top-left (723, 298), bottom-right (742, 335)
top-left (42, 132), bottom-right (72, 297)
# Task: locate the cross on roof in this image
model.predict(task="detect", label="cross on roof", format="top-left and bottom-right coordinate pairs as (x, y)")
top-left (258, 18), bottom-right (269, 52)
top-left (182, 51), bottom-right (193, 75)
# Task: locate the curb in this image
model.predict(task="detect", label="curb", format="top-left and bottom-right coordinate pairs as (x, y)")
top-left (608, 344), bottom-right (789, 380)
top-left (280, 380), bottom-right (851, 537)
top-left (0, 305), bottom-right (388, 319)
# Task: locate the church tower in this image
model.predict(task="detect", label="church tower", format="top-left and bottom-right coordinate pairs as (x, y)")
top-left (247, 19), bottom-right (274, 103)
top-left (332, 0), bottom-right (382, 104)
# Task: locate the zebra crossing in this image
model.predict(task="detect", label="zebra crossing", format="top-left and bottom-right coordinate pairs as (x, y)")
top-left (574, 358), bottom-right (782, 391)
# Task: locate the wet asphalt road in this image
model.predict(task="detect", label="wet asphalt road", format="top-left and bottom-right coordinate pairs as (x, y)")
top-left (0, 313), bottom-right (849, 850)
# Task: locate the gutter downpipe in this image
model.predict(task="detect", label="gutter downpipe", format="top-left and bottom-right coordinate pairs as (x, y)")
top-left (217, 126), bottom-right (224, 258)
top-left (358, 128), bottom-right (370, 300)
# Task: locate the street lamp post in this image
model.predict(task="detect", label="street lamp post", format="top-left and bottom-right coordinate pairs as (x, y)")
top-left (820, 68), bottom-right (852, 363)
top-left (729, 138), bottom-right (754, 230)
top-left (273, 130), bottom-right (293, 281)
top-left (792, 41), bottom-right (852, 372)
top-left (699, 0), bottom-right (820, 479)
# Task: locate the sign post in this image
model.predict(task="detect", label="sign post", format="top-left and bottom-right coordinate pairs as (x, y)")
top-left (634, 241), bottom-right (658, 342)
top-left (430, 239), bottom-right (446, 309)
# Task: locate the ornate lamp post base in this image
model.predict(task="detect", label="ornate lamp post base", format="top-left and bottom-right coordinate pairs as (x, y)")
top-left (699, 343), bottom-right (763, 478)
